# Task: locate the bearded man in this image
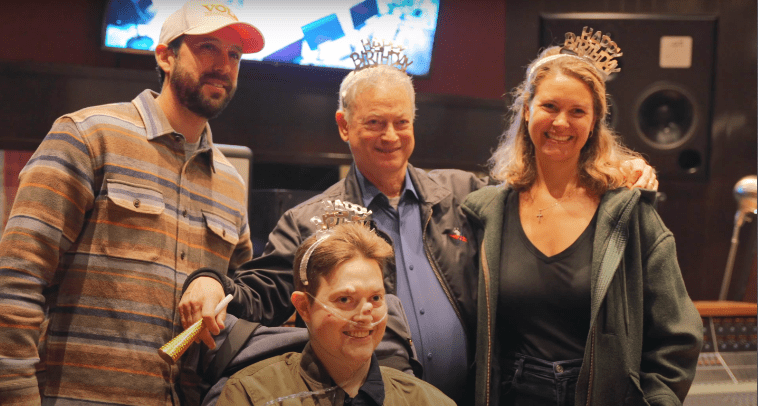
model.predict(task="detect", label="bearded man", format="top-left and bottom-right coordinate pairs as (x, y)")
top-left (0, 2), bottom-right (261, 405)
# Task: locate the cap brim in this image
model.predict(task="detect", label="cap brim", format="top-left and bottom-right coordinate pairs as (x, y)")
top-left (185, 21), bottom-right (265, 54)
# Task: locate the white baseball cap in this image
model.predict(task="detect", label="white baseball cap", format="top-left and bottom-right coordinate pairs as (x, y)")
top-left (159, 1), bottom-right (264, 53)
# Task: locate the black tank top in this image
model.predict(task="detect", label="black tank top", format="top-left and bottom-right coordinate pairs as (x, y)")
top-left (497, 191), bottom-right (597, 361)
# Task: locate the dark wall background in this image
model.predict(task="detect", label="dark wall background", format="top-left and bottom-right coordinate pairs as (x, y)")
top-left (0, 0), bottom-right (755, 300)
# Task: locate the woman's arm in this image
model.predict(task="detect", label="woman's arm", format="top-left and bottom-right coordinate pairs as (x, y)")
top-left (640, 225), bottom-right (703, 405)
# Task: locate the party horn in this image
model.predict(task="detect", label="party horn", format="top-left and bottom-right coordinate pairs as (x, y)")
top-left (158, 294), bottom-right (233, 364)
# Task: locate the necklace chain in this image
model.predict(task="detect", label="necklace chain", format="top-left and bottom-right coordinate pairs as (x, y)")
top-left (535, 191), bottom-right (572, 223)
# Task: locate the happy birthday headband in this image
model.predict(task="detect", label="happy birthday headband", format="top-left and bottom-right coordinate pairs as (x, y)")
top-left (528, 26), bottom-right (623, 81)
top-left (299, 200), bottom-right (373, 286)
top-left (350, 39), bottom-right (414, 72)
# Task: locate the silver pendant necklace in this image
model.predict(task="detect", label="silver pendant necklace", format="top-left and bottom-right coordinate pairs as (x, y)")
top-left (535, 192), bottom-right (571, 223)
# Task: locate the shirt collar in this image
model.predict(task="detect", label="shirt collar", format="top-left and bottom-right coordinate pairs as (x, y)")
top-left (354, 353), bottom-right (385, 405)
top-left (355, 165), bottom-right (418, 208)
top-left (299, 344), bottom-right (385, 405)
top-left (299, 343), bottom-right (335, 389)
top-left (132, 89), bottom-right (216, 169)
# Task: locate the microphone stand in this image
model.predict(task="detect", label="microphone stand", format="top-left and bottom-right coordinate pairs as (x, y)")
top-left (718, 175), bottom-right (757, 301)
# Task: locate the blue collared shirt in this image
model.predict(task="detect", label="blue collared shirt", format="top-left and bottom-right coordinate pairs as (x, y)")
top-left (356, 168), bottom-right (468, 401)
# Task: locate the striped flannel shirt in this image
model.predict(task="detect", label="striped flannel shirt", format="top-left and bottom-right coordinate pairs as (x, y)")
top-left (0, 90), bottom-right (253, 406)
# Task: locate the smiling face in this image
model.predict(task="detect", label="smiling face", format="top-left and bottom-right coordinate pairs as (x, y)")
top-left (295, 255), bottom-right (387, 370)
top-left (525, 72), bottom-right (596, 166)
top-left (337, 83), bottom-right (415, 185)
top-left (167, 27), bottom-right (243, 119)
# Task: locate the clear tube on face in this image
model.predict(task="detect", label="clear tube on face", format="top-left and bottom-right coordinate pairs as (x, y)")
top-left (261, 385), bottom-right (339, 406)
top-left (261, 293), bottom-right (386, 404)
top-left (306, 292), bottom-right (388, 328)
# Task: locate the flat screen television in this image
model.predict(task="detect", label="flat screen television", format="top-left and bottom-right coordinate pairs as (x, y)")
top-left (102, 0), bottom-right (441, 76)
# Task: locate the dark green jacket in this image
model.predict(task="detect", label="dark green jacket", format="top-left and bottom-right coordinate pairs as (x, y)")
top-left (462, 186), bottom-right (702, 406)
top-left (216, 344), bottom-right (456, 406)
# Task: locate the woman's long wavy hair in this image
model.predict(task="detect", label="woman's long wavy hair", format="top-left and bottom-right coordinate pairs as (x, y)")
top-left (488, 46), bottom-right (643, 196)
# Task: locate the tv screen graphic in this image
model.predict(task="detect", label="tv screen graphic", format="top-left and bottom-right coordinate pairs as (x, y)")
top-left (102, 0), bottom-right (441, 76)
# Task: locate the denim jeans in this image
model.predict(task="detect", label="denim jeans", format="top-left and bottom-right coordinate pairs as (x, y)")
top-left (499, 353), bottom-right (583, 406)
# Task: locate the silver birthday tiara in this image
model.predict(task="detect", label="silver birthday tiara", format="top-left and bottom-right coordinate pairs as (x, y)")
top-left (529, 26), bottom-right (623, 80)
top-left (350, 39), bottom-right (414, 72)
top-left (299, 200), bottom-right (373, 286)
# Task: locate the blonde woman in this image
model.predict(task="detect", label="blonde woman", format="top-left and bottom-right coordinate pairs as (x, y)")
top-left (463, 33), bottom-right (702, 406)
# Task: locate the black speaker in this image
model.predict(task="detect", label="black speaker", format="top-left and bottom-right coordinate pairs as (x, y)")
top-left (540, 14), bottom-right (717, 180)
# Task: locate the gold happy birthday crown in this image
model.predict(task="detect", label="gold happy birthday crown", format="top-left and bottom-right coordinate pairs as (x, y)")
top-left (299, 200), bottom-right (373, 286)
top-left (350, 39), bottom-right (414, 72)
top-left (530, 26), bottom-right (623, 79)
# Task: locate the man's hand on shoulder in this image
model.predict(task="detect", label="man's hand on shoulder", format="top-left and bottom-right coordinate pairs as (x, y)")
top-left (622, 158), bottom-right (659, 191)
top-left (178, 276), bottom-right (225, 349)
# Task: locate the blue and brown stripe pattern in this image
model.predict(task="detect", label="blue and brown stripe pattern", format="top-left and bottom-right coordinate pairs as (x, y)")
top-left (0, 90), bottom-right (253, 405)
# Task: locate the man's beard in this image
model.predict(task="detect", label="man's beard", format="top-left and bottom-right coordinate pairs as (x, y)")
top-left (170, 65), bottom-right (236, 120)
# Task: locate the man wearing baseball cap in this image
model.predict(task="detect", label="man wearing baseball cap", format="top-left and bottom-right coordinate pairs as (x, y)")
top-left (0, 2), bottom-right (262, 405)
